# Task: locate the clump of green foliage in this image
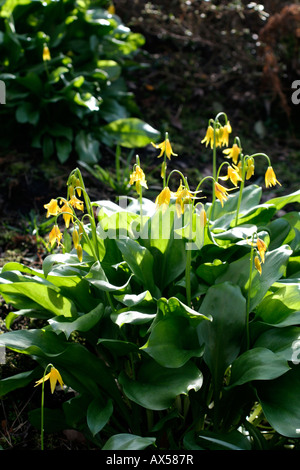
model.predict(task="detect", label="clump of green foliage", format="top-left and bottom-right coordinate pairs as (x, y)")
top-left (0, 0), bottom-right (159, 163)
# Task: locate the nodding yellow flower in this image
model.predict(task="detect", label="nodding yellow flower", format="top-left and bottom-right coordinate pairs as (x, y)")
top-left (257, 237), bottom-right (267, 264)
top-left (107, 3), bottom-right (115, 14)
top-left (49, 225), bottom-right (62, 247)
top-left (152, 137), bottom-right (177, 160)
top-left (219, 121), bottom-right (232, 147)
top-left (44, 199), bottom-right (60, 217)
top-left (223, 143), bottom-right (241, 165)
top-left (155, 186), bottom-right (172, 212)
top-left (76, 244), bottom-right (83, 262)
top-left (42, 45), bottom-right (51, 61)
top-left (254, 255), bottom-right (262, 275)
top-left (201, 125), bottom-right (215, 149)
top-left (220, 164), bottom-right (242, 187)
top-left (129, 164), bottom-right (148, 194)
top-left (35, 366), bottom-right (64, 394)
top-left (69, 195), bottom-right (84, 211)
top-left (174, 183), bottom-right (197, 217)
top-left (75, 178), bottom-right (82, 197)
top-left (245, 157), bottom-right (255, 180)
top-left (61, 202), bottom-right (73, 228)
top-left (265, 166), bottom-right (281, 188)
top-left (215, 182), bottom-right (229, 207)
top-left (72, 229), bottom-right (79, 249)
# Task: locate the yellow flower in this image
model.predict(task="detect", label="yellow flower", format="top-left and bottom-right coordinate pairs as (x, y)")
top-left (72, 229), bottom-right (79, 249)
top-left (44, 199), bottom-right (60, 217)
top-left (245, 157), bottom-right (255, 180)
top-left (49, 225), bottom-right (62, 247)
top-left (220, 164), bottom-right (242, 187)
top-left (215, 182), bottom-right (229, 207)
top-left (219, 121), bottom-right (232, 147)
top-left (77, 244), bottom-right (83, 262)
top-left (151, 137), bottom-right (177, 160)
top-left (254, 255), bottom-right (262, 275)
top-left (61, 202), bottom-right (73, 228)
top-left (42, 45), bottom-right (51, 61)
top-left (155, 186), bottom-right (172, 212)
top-left (129, 165), bottom-right (148, 193)
top-left (35, 366), bottom-right (64, 394)
top-left (265, 166), bottom-right (281, 188)
top-left (173, 184), bottom-right (195, 217)
top-left (201, 125), bottom-right (215, 149)
top-left (257, 237), bottom-right (267, 264)
top-left (69, 195), bottom-right (84, 211)
top-left (223, 143), bottom-right (241, 165)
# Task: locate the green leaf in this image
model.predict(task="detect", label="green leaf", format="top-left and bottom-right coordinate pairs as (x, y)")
top-left (48, 303), bottom-right (105, 339)
top-left (56, 137), bottom-right (73, 164)
top-left (141, 316), bottom-right (205, 368)
top-left (197, 282), bottom-right (246, 393)
top-left (216, 245), bottom-right (293, 311)
top-left (116, 238), bottom-right (158, 296)
top-left (102, 433), bottom-right (155, 451)
top-left (0, 369), bottom-right (40, 397)
top-left (184, 429), bottom-right (252, 450)
top-left (119, 359), bottom-right (203, 410)
top-left (87, 398), bottom-right (113, 437)
top-left (0, 280), bottom-right (77, 317)
top-left (267, 189), bottom-right (300, 211)
top-left (254, 326), bottom-right (300, 362)
top-left (75, 131), bottom-right (100, 164)
top-left (97, 60), bottom-right (121, 81)
top-left (100, 117), bottom-right (160, 148)
top-left (256, 366), bottom-right (300, 438)
top-left (254, 284), bottom-right (300, 326)
top-left (228, 347), bottom-right (290, 388)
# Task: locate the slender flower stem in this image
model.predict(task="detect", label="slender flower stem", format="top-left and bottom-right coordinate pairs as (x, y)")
top-left (246, 238), bottom-right (255, 350)
top-left (40, 363), bottom-right (53, 451)
top-left (234, 155), bottom-right (246, 227)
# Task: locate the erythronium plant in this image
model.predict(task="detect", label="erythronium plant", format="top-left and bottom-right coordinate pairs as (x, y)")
top-left (0, 114), bottom-right (300, 451)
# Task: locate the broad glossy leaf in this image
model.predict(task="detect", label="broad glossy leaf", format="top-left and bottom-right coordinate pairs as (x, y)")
top-left (141, 316), bottom-right (205, 368)
top-left (256, 366), bottom-right (300, 438)
top-left (267, 189), bottom-right (300, 211)
top-left (184, 429), bottom-right (251, 450)
top-left (216, 245), bottom-right (293, 311)
top-left (116, 238), bottom-right (158, 296)
top-left (87, 398), bottom-right (113, 437)
top-left (197, 282), bottom-right (246, 393)
top-left (48, 303), bottom-right (105, 339)
top-left (0, 369), bottom-right (40, 397)
top-left (100, 117), bottom-right (160, 148)
top-left (228, 347), bottom-right (290, 388)
top-left (119, 359), bottom-right (203, 410)
top-left (254, 284), bottom-right (300, 325)
top-left (254, 326), bottom-right (300, 362)
top-left (102, 433), bottom-right (155, 451)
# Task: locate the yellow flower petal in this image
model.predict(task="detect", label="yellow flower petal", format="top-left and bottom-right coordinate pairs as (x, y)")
top-left (44, 199), bottom-right (60, 217)
top-left (265, 166), bottom-right (281, 188)
top-left (223, 143), bottom-right (241, 165)
top-left (215, 182), bottom-right (229, 207)
top-left (152, 138), bottom-right (177, 160)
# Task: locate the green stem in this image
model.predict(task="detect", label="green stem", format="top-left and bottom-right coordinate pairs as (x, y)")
top-left (246, 239), bottom-right (255, 350)
top-left (116, 144), bottom-right (121, 182)
top-left (185, 248), bottom-right (192, 307)
top-left (234, 156), bottom-right (246, 227)
top-left (40, 363), bottom-right (52, 451)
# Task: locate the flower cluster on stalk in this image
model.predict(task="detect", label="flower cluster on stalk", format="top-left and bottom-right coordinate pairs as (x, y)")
top-left (44, 174), bottom-right (84, 262)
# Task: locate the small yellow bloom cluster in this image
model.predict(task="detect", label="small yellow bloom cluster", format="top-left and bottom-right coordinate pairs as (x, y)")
top-left (155, 182), bottom-right (201, 218)
top-left (201, 121), bottom-right (232, 149)
top-left (247, 236), bottom-right (267, 275)
top-left (44, 175), bottom-right (84, 261)
top-left (129, 164), bottom-right (148, 195)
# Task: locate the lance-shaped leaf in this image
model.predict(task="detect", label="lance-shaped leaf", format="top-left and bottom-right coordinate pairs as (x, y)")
top-left (102, 433), bottom-right (156, 451)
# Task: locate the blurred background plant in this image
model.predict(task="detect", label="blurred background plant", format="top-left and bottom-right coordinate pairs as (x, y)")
top-left (0, 0), bottom-right (160, 164)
